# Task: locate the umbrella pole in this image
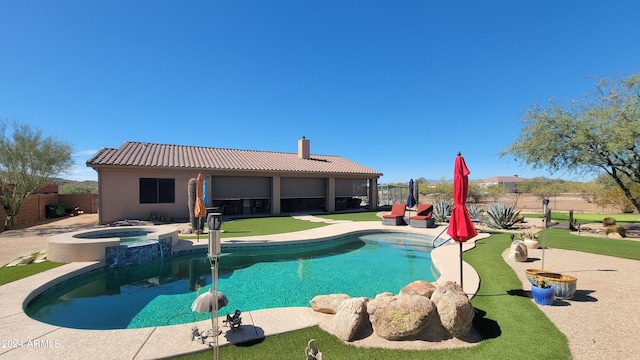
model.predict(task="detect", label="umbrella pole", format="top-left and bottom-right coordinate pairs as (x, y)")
top-left (459, 242), bottom-right (464, 290)
top-left (541, 199), bottom-right (549, 270)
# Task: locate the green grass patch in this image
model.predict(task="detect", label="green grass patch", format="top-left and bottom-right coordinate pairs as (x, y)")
top-left (540, 228), bottom-right (640, 260)
top-left (179, 216), bottom-right (329, 240)
top-left (220, 217), bottom-right (328, 238)
top-left (0, 261), bottom-right (64, 286)
top-left (314, 211), bottom-right (380, 222)
top-left (526, 212), bottom-right (640, 224)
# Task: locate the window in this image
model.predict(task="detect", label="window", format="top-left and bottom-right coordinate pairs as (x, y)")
top-left (140, 178), bottom-right (175, 203)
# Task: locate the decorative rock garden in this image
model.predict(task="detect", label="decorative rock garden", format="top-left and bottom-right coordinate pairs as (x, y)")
top-left (310, 280), bottom-right (475, 343)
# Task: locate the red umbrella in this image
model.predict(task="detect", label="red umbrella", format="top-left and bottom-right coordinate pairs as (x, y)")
top-left (446, 153), bottom-right (478, 289)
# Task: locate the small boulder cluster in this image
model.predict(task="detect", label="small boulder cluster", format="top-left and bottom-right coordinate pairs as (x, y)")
top-left (310, 280), bottom-right (475, 342)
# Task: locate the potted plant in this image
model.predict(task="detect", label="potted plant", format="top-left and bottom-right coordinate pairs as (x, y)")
top-left (530, 276), bottom-right (554, 305)
top-left (519, 231), bottom-right (540, 249)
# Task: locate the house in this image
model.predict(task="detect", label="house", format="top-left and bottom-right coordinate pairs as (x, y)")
top-left (86, 137), bottom-right (383, 224)
top-left (481, 175), bottom-right (526, 192)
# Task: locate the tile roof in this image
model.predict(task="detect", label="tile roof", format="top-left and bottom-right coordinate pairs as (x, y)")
top-left (87, 141), bottom-right (383, 176)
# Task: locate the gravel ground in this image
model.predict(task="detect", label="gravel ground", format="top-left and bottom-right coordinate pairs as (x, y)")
top-left (504, 245), bottom-right (640, 359)
top-left (0, 214), bottom-right (100, 266)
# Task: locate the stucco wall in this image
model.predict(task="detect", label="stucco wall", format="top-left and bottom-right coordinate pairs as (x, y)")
top-left (95, 167), bottom-right (379, 224)
top-left (97, 168), bottom-right (194, 224)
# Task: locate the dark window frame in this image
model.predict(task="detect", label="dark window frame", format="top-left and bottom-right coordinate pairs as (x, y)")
top-left (140, 178), bottom-right (175, 204)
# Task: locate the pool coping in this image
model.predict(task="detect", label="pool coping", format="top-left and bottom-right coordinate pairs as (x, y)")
top-left (0, 221), bottom-right (487, 359)
top-left (45, 225), bottom-right (179, 264)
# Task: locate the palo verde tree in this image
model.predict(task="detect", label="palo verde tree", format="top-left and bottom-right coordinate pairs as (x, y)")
top-left (0, 121), bottom-right (73, 230)
top-left (501, 72), bottom-right (640, 213)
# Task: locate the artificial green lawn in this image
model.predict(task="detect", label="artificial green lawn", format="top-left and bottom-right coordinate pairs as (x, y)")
top-left (0, 260), bottom-right (63, 286)
top-left (180, 211), bottom-right (380, 241)
top-left (527, 212), bottom-right (640, 224)
top-left (542, 228), bottom-right (640, 260)
top-left (220, 216), bottom-right (327, 238)
top-left (314, 211), bottom-right (381, 222)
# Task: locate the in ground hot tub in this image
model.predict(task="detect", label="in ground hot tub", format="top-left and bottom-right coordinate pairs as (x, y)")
top-left (47, 226), bottom-right (179, 266)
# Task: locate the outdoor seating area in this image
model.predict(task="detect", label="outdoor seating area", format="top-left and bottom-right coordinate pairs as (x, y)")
top-left (409, 203), bottom-right (435, 228)
top-left (381, 204), bottom-right (406, 225)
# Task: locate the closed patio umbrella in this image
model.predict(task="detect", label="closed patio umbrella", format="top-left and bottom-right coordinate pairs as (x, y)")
top-left (446, 153), bottom-right (478, 289)
top-left (406, 179), bottom-right (416, 209)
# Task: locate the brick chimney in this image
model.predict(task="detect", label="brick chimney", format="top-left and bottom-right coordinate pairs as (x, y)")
top-left (298, 136), bottom-right (310, 159)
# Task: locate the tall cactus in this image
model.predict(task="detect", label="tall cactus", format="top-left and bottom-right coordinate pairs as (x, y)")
top-left (187, 178), bottom-right (197, 231)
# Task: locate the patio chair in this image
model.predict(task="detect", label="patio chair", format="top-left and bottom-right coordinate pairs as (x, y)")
top-left (224, 309), bottom-right (242, 329)
top-left (382, 204), bottom-right (407, 225)
top-left (409, 203), bottom-right (435, 228)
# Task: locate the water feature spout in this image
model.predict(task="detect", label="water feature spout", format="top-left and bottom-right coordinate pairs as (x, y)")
top-left (157, 241), bottom-right (164, 258)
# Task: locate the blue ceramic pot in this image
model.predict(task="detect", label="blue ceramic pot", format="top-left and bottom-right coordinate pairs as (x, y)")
top-left (531, 284), bottom-right (555, 305)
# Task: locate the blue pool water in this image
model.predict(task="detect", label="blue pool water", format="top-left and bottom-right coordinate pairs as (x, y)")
top-left (26, 232), bottom-right (438, 330)
top-left (74, 230), bottom-right (153, 245)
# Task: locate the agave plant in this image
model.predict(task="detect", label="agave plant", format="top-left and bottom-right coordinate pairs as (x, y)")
top-left (484, 202), bottom-right (521, 229)
top-left (467, 204), bottom-right (484, 224)
top-left (432, 199), bottom-right (453, 223)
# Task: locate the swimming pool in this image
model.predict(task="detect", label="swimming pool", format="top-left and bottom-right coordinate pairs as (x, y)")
top-left (26, 232), bottom-right (438, 330)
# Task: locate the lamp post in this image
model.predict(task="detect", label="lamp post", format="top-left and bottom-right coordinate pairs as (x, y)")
top-left (207, 212), bottom-right (223, 359)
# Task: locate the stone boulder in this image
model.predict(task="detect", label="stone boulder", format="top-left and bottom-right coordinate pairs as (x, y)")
top-left (310, 294), bottom-right (351, 314)
top-left (332, 297), bottom-right (368, 342)
top-left (367, 294), bottom-right (436, 340)
top-left (607, 232), bottom-right (623, 239)
top-left (508, 240), bottom-right (528, 262)
top-left (431, 281), bottom-right (474, 337)
top-left (400, 280), bottom-right (437, 298)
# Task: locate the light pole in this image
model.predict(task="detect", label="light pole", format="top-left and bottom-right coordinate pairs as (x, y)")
top-left (207, 212), bottom-right (223, 359)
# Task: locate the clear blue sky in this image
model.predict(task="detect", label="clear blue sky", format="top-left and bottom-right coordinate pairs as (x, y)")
top-left (1, 1), bottom-right (639, 183)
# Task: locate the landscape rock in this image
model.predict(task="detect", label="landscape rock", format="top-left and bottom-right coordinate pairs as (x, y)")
top-left (400, 280), bottom-right (437, 298)
top-left (178, 226), bottom-right (193, 234)
top-left (431, 281), bottom-right (474, 337)
top-left (508, 240), bottom-right (528, 262)
top-left (367, 294), bottom-right (436, 340)
top-left (310, 294), bottom-right (351, 314)
top-left (6, 255), bottom-right (36, 267)
top-left (33, 252), bottom-right (47, 264)
top-left (332, 297), bottom-right (368, 341)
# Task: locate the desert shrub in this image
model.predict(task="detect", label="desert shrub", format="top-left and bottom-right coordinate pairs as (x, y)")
top-left (602, 217), bottom-right (616, 226)
top-left (604, 224), bottom-right (626, 237)
top-left (432, 199), bottom-right (453, 222)
top-left (144, 212), bottom-right (174, 223)
top-left (484, 202), bottom-right (521, 229)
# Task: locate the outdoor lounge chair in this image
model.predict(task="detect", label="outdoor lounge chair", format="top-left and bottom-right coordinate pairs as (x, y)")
top-left (224, 309), bottom-right (242, 329)
top-left (409, 203), bottom-right (435, 228)
top-left (382, 204), bottom-right (407, 225)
